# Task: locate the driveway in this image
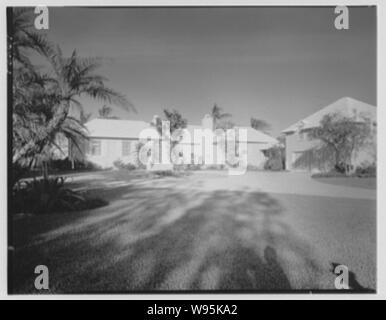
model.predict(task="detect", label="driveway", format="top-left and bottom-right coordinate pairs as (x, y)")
top-left (11, 170), bottom-right (376, 292)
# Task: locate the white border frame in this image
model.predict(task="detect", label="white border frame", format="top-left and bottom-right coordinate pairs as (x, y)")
top-left (1, 0), bottom-right (384, 300)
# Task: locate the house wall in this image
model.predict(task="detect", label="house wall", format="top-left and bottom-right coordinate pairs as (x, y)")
top-left (85, 137), bottom-right (270, 169)
top-left (86, 138), bottom-right (139, 168)
top-left (246, 143), bottom-right (269, 168)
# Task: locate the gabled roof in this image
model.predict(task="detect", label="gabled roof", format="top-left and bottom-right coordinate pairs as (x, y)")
top-left (85, 118), bottom-right (278, 145)
top-left (281, 97), bottom-right (376, 134)
top-left (236, 127), bottom-right (278, 144)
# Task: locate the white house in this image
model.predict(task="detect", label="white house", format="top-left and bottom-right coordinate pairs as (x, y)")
top-left (83, 115), bottom-right (278, 169)
top-left (282, 97), bottom-right (376, 172)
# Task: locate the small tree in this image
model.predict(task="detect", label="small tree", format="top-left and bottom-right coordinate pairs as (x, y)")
top-left (308, 112), bottom-right (371, 173)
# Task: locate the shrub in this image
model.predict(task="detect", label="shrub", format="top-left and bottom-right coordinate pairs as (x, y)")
top-left (152, 170), bottom-right (175, 177)
top-left (203, 164), bottom-right (226, 170)
top-left (12, 177), bottom-right (107, 214)
top-left (263, 146), bottom-right (285, 171)
top-left (312, 163), bottom-right (376, 178)
top-left (11, 162), bottom-right (30, 188)
top-left (49, 158), bottom-right (101, 172)
top-left (113, 160), bottom-right (137, 171)
top-left (355, 163), bottom-right (376, 177)
top-left (174, 164), bottom-right (202, 171)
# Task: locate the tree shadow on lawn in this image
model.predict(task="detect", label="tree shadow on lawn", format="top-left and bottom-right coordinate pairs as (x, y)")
top-left (12, 185), bottom-right (324, 293)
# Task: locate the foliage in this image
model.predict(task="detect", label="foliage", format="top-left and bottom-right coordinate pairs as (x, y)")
top-left (113, 160), bottom-right (137, 171)
top-left (10, 8), bottom-right (133, 179)
top-left (152, 109), bottom-right (187, 136)
top-left (355, 163), bottom-right (376, 177)
top-left (152, 170), bottom-right (175, 177)
top-left (12, 176), bottom-right (108, 214)
top-left (13, 177), bottom-right (82, 214)
top-left (49, 157), bottom-right (101, 172)
top-left (264, 146), bottom-right (285, 171)
top-left (98, 105), bottom-right (119, 119)
top-left (211, 104), bottom-right (232, 129)
top-left (308, 112), bottom-right (372, 172)
top-left (312, 162), bottom-right (376, 178)
top-left (250, 118), bottom-right (271, 133)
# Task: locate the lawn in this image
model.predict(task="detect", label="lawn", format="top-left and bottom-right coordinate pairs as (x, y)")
top-left (10, 170), bottom-right (376, 293)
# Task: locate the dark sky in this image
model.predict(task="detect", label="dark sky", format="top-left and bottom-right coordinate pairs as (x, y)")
top-left (44, 6), bottom-right (376, 136)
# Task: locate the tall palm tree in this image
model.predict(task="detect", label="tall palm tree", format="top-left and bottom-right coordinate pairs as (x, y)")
top-left (211, 103), bottom-right (231, 129)
top-left (13, 45), bottom-right (134, 177)
top-left (10, 8), bottom-right (134, 178)
top-left (9, 8), bottom-right (52, 67)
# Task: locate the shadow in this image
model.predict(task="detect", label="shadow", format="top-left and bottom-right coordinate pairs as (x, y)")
top-left (12, 174), bottom-right (324, 293)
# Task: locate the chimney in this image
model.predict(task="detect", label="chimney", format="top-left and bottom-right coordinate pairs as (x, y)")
top-left (201, 114), bottom-right (214, 130)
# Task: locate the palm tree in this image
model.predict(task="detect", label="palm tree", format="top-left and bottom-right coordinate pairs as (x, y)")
top-left (9, 8), bottom-right (52, 67)
top-left (13, 45), bottom-right (134, 177)
top-left (211, 103), bottom-right (231, 129)
top-left (10, 8), bottom-right (134, 178)
top-left (80, 111), bottom-right (92, 124)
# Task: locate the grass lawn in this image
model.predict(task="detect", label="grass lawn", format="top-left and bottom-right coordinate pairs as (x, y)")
top-left (10, 170), bottom-right (376, 293)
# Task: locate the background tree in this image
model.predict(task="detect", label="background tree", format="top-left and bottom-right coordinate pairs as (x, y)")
top-left (250, 117), bottom-right (271, 133)
top-left (10, 9), bottom-right (134, 179)
top-left (152, 109), bottom-right (187, 135)
top-left (98, 105), bottom-right (118, 119)
top-left (211, 103), bottom-right (231, 129)
top-left (308, 112), bottom-right (371, 173)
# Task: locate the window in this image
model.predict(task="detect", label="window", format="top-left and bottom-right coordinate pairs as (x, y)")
top-left (90, 140), bottom-right (101, 156)
top-left (122, 140), bottom-right (131, 156)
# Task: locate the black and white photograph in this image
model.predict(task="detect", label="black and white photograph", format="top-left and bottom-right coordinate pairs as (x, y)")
top-left (6, 5), bottom-right (378, 295)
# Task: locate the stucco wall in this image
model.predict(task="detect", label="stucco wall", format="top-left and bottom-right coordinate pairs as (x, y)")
top-left (85, 138), bottom-right (269, 169)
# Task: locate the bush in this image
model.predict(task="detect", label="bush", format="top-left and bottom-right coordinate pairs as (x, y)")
top-left (12, 177), bottom-right (107, 215)
top-left (113, 160), bottom-right (137, 171)
top-left (355, 163), bottom-right (376, 177)
top-left (263, 146), bottom-right (285, 171)
top-left (264, 158), bottom-right (284, 171)
top-left (49, 158), bottom-right (101, 172)
top-left (175, 164), bottom-right (202, 171)
top-left (152, 170), bottom-right (175, 177)
top-left (203, 164), bottom-right (226, 170)
top-left (312, 163), bottom-right (376, 178)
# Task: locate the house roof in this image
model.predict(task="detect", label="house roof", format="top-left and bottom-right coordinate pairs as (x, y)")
top-left (281, 97), bottom-right (376, 134)
top-left (85, 118), bottom-right (278, 146)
